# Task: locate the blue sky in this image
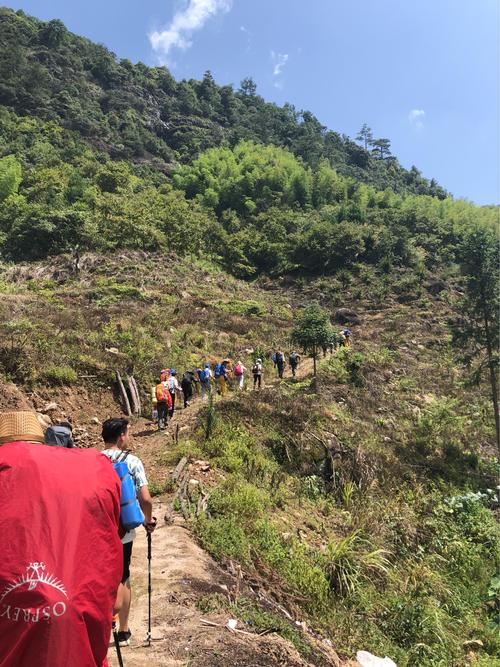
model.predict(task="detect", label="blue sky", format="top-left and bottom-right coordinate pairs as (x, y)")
top-left (4, 0), bottom-right (499, 204)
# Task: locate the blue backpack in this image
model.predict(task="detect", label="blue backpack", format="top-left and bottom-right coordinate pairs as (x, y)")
top-left (214, 363), bottom-right (224, 378)
top-left (112, 451), bottom-right (145, 531)
top-left (200, 368), bottom-right (210, 382)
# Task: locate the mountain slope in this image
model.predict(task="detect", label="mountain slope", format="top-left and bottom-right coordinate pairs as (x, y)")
top-left (0, 6), bottom-right (445, 196)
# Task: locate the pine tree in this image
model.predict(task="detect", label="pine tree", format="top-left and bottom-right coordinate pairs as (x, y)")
top-left (371, 138), bottom-right (392, 160)
top-left (356, 123), bottom-right (374, 151)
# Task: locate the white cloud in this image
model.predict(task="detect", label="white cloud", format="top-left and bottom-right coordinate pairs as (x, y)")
top-left (409, 108), bottom-right (425, 129)
top-left (150, 0), bottom-right (232, 62)
top-left (271, 51), bottom-right (289, 76)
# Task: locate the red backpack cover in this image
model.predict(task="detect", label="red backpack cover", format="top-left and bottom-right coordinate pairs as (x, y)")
top-left (0, 442), bottom-right (122, 667)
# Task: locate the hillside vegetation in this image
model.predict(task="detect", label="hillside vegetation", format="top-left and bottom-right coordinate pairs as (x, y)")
top-left (0, 6), bottom-right (498, 667)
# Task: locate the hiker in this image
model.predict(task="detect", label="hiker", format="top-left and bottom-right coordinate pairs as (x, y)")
top-left (288, 351), bottom-right (301, 377)
top-left (193, 368), bottom-right (201, 396)
top-left (101, 418), bottom-right (157, 648)
top-left (273, 349), bottom-right (286, 379)
top-left (198, 363), bottom-right (212, 399)
top-left (181, 370), bottom-right (196, 408)
top-left (44, 421), bottom-right (74, 447)
top-left (167, 369), bottom-right (181, 419)
top-left (0, 411), bottom-right (122, 667)
top-left (233, 360), bottom-right (247, 390)
top-left (342, 328), bottom-right (352, 346)
top-left (252, 358), bottom-right (263, 390)
top-left (338, 331), bottom-right (347, 348)
top-left (155, 377), bottom-right (172, 430)
top-left (214, 360), bottom-right (228, 396)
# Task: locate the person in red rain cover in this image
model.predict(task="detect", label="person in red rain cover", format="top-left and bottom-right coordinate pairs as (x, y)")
top-left (0, 411), bottom-right (122, 667)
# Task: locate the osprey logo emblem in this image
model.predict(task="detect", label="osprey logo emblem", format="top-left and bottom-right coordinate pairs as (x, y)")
top-left (0, 562), bottom-right (69, 623)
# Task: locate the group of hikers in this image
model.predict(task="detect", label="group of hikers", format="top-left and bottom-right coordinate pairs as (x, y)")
top-left (0, 327), bottom-right (353, 666)
top-left (0, 411), bottom-right (155, 666)
top-left (153, 353), bottom-right (285, 429)
top-left (152, 329), bottom-right (351, 430)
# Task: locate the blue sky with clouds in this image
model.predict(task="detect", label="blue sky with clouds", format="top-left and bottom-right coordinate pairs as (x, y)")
top-left (4, 0), bottom-right (499, 204)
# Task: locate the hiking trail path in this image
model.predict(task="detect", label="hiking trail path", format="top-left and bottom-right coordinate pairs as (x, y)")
top-left (107, 358), bottom-right (359, 667)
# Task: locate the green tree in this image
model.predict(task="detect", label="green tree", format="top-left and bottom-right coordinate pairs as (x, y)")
top-left (0, 155), bottom-right (22, 201)
top-left (355, 123), bottom-right (373, 151)
top-left (450, 226), bottom-right (500, 455)
top-left (239, 77), bottom-right (257, 96)
top-left (290, 303), bottom-right (334, 378)
top-left (371, 138), bottom-right (392, 160)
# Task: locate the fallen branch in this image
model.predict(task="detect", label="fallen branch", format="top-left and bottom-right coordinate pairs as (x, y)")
top-left (172, 456), bottom-right (189, 482)
top-left (116, 371), bottom-right (132, 416)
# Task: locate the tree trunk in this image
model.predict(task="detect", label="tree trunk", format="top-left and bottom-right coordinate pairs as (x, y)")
top-left (116, 371), bottom-right (132, 416)
top-left (131, 376), bottom-right (142, 415)
top-left (127, 375), bottom-right (139, 414)
top-left (313, 348), bottom-right (317, 377)
top-left (483, 307), bottom-right (500, 457)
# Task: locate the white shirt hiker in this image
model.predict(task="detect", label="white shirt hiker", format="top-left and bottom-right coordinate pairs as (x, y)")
top-left (102, 449), bottom-right (148, 544)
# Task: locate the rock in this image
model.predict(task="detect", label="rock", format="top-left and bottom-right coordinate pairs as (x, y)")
top-left (194, 460), bottom-right (211, 472)
top-left (181, 291), bottom-right (190, 299)
top-left (427, 279), bottom-right (447, 295)
top-left (417, 344), bottom-right (425, 350)
top-left (463, 639), bottom-right (483, 651)
top-left (90, 417), bottom-right (100, 425)
top-left (333, 308), bottom-right (361, 325)
top-left (188, 479), bottom-right (200, 494)
top-left (105, 347), bottom-right (119, 355)
top-left (43, 402), bottom-right (59, 412)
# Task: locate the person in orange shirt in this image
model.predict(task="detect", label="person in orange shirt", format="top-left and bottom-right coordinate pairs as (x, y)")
top-left (155, 377), bottom-right (172, 430)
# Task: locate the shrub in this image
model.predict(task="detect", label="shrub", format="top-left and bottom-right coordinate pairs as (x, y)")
top-left (322, 530), bottom-right (390, 596)
top-left (195, 515), bottom-right (250, 562)
top-left (208, 477), bottom-right (270, 522)
top-left (42, 365), bottom-right (78, 385)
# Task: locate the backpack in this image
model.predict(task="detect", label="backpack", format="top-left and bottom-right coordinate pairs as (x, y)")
top-left (275, 352), bottom-right (283, 364)
top-left (112, 451), bottom-right (145, 531)
top-left (44, 425), bottom-right (74, 448)
top-left (214, 363), bottom-right (223, 378)
top-left (200, 368), bottom-right (210, 382)
top-left (252, 363), bottom-right (260, 374)
top-left (289, 354), bottom-right (298, 365)
top-left (234, 363), bottom-right (243, 376)
top-left (156, 382), bottom-right (168, 402)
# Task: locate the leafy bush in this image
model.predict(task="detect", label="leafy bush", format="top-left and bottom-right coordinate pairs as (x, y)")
top-left (43, 365), bottom-right (77, 385)
top-left (195, 515), bottom-right (250, 561)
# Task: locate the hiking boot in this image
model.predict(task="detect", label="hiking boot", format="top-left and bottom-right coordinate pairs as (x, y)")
top-left (117, 630), bottom-right (132, 646)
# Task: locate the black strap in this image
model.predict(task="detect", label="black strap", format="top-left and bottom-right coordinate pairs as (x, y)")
top-left (117, 450), bottom-right (129, 463)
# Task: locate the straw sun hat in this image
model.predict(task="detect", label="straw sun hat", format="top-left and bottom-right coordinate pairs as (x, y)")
top-left (0, 411), bottom-right (45, 444)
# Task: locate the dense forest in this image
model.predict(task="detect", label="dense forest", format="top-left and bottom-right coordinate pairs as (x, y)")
top-left (1, 8), bottom-right (497, 276)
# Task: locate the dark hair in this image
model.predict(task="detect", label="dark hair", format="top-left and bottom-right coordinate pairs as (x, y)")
top-left (102, 418), bottom-right (129, 444)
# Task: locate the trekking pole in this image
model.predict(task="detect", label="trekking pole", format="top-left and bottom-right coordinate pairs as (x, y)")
top-left (147, 531), bottom-right (152, 647)
top-left (112, 621), bottom-right (125, 667)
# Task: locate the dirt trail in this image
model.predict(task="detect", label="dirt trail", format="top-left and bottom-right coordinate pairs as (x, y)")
top-left (107, 358), bottom-right (347, 667)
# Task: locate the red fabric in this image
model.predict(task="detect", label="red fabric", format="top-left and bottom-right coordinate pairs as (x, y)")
top-left (0, 442), bottom-right (122, 667)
